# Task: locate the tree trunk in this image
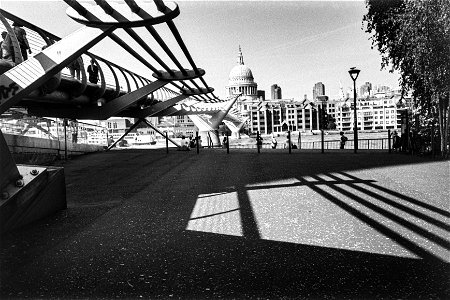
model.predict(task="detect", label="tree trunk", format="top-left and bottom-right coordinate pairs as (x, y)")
top-left (438, 95), bottom-right (444, 156)
top-left (445, 93), bottom-right (450, 158)
top-left (438, 94), bottom-right (449, 158)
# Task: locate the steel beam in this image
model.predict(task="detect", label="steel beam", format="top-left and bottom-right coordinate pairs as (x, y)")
top-left (142, 118), bottom-right (180, 148)
top-left (106, 118), bottom-right (143, 150)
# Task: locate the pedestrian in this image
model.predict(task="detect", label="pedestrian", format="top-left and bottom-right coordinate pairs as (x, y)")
top-left (1, 31), bottom-right (15, 64)
top-left (87, 59), bottom-right (99, 84)
top-left (189, 136), bottom-right (196, 148)
top-left (283, 136), bottom-right (290, 149)
top-left (178, 136), bottom-right (190, 151)
top-left (222, 135), bottom-right (228, 148)
top-left (12, 23), bottom-right (31, 61)
top-left (271, 136), bottom-right (278, 149)
top-left (340, 131), bottom-right (348, 149)
top-left (0, 31), bottom-right (6, 59)
top-left (68, 56), bottom-right (83, 79)
top-left (392, 130), bottom-right (401, 152)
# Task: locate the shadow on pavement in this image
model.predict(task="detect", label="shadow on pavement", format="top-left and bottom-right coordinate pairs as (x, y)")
top-left (1, 149), bottom-right (448, 298)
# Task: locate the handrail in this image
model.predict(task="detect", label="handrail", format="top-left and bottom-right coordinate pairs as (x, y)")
top-left (229, 138), bottom-right (391, 150)
top-left (0, 7), bottom-right (182, 103)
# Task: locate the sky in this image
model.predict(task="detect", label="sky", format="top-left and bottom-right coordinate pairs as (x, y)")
top-left (1, 0), bottom-right (400, 100)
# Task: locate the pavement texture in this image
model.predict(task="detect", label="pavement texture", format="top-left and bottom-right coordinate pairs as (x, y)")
top-left (0, 148), bottom-right (449, 299)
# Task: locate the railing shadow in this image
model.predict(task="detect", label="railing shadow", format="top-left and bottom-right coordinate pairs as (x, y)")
top-left (1, 149), bottom-right (448, 298)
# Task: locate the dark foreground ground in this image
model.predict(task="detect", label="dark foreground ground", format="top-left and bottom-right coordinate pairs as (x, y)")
top-left (1, 148), bottom-right (449, 299)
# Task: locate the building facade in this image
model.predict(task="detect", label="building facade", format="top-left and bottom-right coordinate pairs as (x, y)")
top-left (245, 98), bottom-right (320, 134)
top-left (360, 82), bottom-right (372, 97)
top-left (333, 95), bottom-right (405, 131)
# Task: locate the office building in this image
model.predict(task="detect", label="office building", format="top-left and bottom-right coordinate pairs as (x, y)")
top-left (313, 82), bottom-right (325, 100)
top-left (271, 84), bottom-right (282, 99)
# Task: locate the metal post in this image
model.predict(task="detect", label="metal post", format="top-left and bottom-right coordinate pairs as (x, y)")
top-left (321, 129), bottom-right (324, 153)
top-left (388, 129), bottom-right (391, 154)
top-left (298, 132), bottom-right (301, 149)
top-left (288, 130), bottom-right (291, 154)
top-left (56, 118), bottom-right (60, 156)
top-left (257, 131), bottom-right (260, 153)
top-left (166, 131), bottom-right (169, 154)
top-left (226, 132), bottom-right (229, 154)
top-left (63, 118), bottom-right (68, 160)
top-left (353, 80), bottom-right (358, 153)
top-left (196, 131), bottom-right (199, 154)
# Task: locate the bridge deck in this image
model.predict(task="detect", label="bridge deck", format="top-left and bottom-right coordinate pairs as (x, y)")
top-left (1, 149), bottom-right (448, 298)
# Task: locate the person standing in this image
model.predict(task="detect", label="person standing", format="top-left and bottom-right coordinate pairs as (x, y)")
top-left (12, 23), bottom-right (31, 61)
top-left (87, 59), bottom-right (99, 84)
top-left (1, 31), bottom-right (14, 64)
top-left (340, 131), bottom-right (348, 149)
top-left (68, 56), bottom-right (83, 79)
top-left (271, 135), bottom-right (278, 149)
top-left (222, 135), bottom-right (228, 149)
top-left (0, 31), bottom-right (6, 59)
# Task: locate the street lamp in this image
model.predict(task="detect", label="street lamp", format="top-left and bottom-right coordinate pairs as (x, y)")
top-left (348, 67), bottom-right (360, 153)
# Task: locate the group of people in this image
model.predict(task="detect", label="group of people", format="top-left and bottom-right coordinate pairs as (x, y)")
top-left (0, 23), bottom-right (100, 84)
top-left (259, 132), bottom-right (350, 150)
top-left (1, 23), bottom-right (32, 65)
top-left (67, 57), bottom-right (99, 84)
top-left (179, 135), bottom-right (202, 151)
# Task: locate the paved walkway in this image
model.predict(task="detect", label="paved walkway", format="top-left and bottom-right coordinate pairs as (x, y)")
top-left (1, 148), bottom-right (449, 299)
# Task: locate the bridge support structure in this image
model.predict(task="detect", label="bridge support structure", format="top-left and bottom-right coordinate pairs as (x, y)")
top-left (0, 130), bottom-right (66, 234)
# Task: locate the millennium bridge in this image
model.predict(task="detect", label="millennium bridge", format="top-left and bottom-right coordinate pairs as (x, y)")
top-left (1, 0), bottom-right (245, 233)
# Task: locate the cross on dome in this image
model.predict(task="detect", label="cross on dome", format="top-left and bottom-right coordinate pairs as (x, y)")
top-left (238, 45), bottom-right (244, 65)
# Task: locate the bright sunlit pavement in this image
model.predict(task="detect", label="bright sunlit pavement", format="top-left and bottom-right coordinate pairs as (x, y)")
top-left (186, 174), bottom-right (450, 262)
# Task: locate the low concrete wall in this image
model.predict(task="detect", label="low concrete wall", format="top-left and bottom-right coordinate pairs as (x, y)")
top-left (4, 134), bottom-right (104, 157)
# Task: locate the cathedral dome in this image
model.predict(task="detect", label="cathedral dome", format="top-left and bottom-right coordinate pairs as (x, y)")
top-left (228, 46), bottom-right (254, 84)
top-left (229, 64), bottom-right (254, 83)
top-left (226, 46), bottom-right (257, 99)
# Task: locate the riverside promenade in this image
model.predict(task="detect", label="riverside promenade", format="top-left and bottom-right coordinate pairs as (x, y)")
top-left (1, 148), bottom-right (449, 299)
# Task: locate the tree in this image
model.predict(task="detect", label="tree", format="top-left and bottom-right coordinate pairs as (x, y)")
top-left (364, 0), bottom-right (450, 156)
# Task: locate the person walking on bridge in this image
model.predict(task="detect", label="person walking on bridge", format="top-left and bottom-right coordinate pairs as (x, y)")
top-left (87, 59), bottom-right (99, 84)
top-left (12, 23), bottom-right (31, 61)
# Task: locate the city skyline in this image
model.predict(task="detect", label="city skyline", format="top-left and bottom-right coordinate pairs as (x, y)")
top-left (2, 0), bottom-right (401, 100)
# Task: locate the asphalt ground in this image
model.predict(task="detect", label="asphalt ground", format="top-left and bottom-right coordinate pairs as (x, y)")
top-left (1, 148), bottom-right (449, 299)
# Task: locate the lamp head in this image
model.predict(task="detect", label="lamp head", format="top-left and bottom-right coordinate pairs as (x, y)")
top-left (348, 67), bottom-right (360, 81)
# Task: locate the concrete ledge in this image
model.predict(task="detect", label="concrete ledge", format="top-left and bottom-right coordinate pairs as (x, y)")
top-left (4, 133), bottom-right (104, 157)
top-left (0, 166), bottom-right (66, 234)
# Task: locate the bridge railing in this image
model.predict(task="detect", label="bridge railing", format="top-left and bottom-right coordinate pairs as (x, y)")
top-left (230, 138), bottom-right (390, 150)
top-left (0, 8), bottom-right (182, 104)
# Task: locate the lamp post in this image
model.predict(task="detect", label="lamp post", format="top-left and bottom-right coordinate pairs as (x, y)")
top-left (348, 67), bottom-right (360, 153)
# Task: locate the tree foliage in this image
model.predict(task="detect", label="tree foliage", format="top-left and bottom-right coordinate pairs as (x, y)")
top-left (364, 0), bottom-right (450, 156)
